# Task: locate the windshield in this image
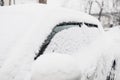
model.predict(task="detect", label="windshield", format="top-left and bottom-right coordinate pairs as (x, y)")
top-left (34, 22), bottom-right (98, 60)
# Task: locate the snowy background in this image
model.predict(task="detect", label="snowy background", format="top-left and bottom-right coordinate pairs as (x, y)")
top-left (0, 0), bottom-right (120, 80)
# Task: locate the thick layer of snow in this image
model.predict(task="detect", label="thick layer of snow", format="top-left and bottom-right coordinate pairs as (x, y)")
top-left (0, 4), bottom-right (119, 80)
top-left (45, 24), bottom-right (102, 55)
top-left (78, 27), bottom-right (120, 79)
top-left (44, 24), bottom-right (102, 73)
top-left (0, 7), bottom-right (35, 67)
top-left (31, 53), bottom-right (81, 80)
top-left (32, 27), bottom-right (120, 80)
top-left (0, 4), bottom-right (103, 80)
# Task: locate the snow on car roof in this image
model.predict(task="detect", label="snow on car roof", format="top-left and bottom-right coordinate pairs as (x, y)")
top-left (0, 3), bottom-right (103, 30)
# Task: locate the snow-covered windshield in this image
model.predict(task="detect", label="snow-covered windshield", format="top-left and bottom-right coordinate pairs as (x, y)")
top-left (34, 22), bottom-right (99, 60)
top-left (34, 22), bottom-right (80, 60)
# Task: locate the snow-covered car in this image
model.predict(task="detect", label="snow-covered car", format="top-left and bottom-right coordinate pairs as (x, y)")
top-left (0, 4), bottom-right (104, 80)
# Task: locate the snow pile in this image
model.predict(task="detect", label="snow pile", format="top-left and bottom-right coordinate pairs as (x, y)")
top-left (45, 24), bottom-right (102, 55)
top-left (31, 53), bottom-right (81, 80)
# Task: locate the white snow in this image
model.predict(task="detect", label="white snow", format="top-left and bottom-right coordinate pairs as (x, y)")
top-left (47, 0), bottom-right (85, 12)
top-left (31, 27), bottom-right (120, 80)
top-left (0, 4), bottom-right (102, 80)
top-left (45, 24), bottom-right (102, 55)
top-left (44, 25), bottom-right (120, 79)
top-left (44, 24), bottom-right (102, 73)
top-left (0, 4), bottom-right (120, 80)
top-left (77, 27), bottom-right (120, 79)
top-left (31, 53), bottom-right (81, 80)
top-left (1, 3), bottom-right (120, 80)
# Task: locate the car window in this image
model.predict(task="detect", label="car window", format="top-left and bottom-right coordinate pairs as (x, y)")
top-left (53, 25), bottom-right (79, 33)
top-left (34, 24), bottom-right (80, 60)
top-left (34, 22), bottom-right (99, 60)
